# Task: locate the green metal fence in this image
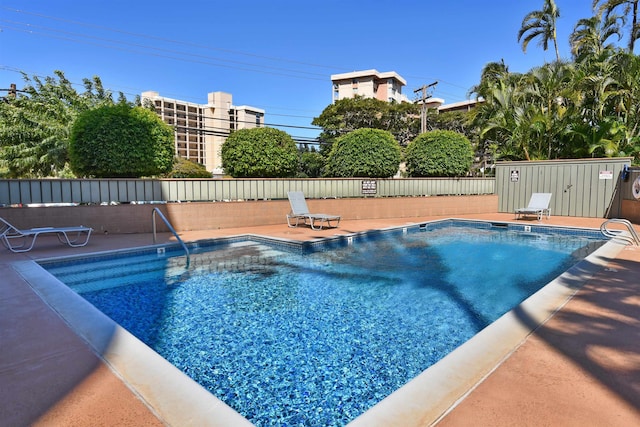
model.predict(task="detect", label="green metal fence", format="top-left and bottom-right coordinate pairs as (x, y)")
top-left (3, 159), bottom-right (637, 220)
top-left (0, 177), bottom-right (496, 206)
top-left (496, 158), bottom-right (632, 218)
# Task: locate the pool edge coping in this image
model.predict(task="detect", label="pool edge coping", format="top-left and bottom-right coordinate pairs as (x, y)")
top-left (12, 260), bottom-right (254, 427)
top-left (14, 219), bottom-right (625, 427)
top-left (347, 231), bottom-right (626, 426)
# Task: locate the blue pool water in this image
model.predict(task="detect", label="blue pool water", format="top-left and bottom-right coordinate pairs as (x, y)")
top-left (42, 222), bottom-right (606, 426)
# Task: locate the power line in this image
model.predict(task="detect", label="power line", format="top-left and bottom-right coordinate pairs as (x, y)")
top-left (0, 65), bottom-right (325, 120)
top-left (0, 22), bottom-right (329, 81)
top-left (1, 7), bottom-right (344, 71)
top-left (0, 7), bottom-right (477, 101)
top-left (0, 76), bottom-right (324, 139)
top-left (170, 125), bottom-right (321, 146)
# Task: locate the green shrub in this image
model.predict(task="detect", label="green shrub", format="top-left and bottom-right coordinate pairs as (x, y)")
top-left (221, 127), bottom-right (298, 177)
top-left (69, 105), bottom-right (174, 177)
top-left (165, 157), bottom-right (212, 178)
top-left (298, 151), bottom-right (326, 178)
top-left (326, 128), bottom-right (401, 177)
top-left (405, 130), bottom-right (474, 177)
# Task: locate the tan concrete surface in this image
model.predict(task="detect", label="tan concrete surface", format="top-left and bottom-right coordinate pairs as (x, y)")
top-left (0, 262), bottom-right (164, 427)
top-left (437, 244), bottom-right (640, 426)
top-left (1, 213), bottom-right (639, 426)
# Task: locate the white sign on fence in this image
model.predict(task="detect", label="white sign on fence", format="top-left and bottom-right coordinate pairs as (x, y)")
top-left (599, 170), bottom-right (613, 180)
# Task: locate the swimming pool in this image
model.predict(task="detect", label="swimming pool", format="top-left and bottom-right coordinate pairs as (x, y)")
top-left (40, 220), bottom-right (608, 426)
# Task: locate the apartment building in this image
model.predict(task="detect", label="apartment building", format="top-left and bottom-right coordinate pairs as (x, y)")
top-left (141, 91), bottom-right (265, 175)
top-left (438, 99), bottom-right (481, 113)
top-left (330, 69), bottom-right (410, 103)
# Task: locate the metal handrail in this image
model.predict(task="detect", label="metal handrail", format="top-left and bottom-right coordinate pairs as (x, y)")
top-left (152, 207), bottom-right (190, 267)
top-left (600, 218), bottom-right (640, 246)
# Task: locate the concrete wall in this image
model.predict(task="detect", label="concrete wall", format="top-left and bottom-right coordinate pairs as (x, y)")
top-left (621, 199), bottom-right (640, 224)
top-left (619, 167), bottom-right (640, 224)
top-left (0, 195), bottom-right (498, 235)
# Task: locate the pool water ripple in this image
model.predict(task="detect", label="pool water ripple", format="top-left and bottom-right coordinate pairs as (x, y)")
top-left (44, 225), bottom-right (605, 426)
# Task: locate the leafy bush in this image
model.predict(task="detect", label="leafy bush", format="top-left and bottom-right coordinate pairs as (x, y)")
top-left (326, 128), bottom-right (401, 177)
top-left (165, 157), bottom-right (212, 178)
top-left (69, 105), bottom-right (174, 177)
top-left (221, 127), bottom-right (298, 177)
top-left (0, 71), bottom-right (127, 178)
top-left (405, 130), bottom-right (474, 177)
top-left (312, 96), bottom-right (421, 149)
top-left (298, 151), bottom-right (326, 178)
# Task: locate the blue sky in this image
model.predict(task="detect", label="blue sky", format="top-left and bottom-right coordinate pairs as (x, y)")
top-left (0, 1), bottom-right (602, 141)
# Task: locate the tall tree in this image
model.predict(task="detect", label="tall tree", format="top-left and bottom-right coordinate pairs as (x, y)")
top-left (472, 4), bottom-right (640, 164)
top-left (469, 60), bottom-right (511, 100)
top-left (474, 77), bottom-right (529, 160)
top-left (569, 13), bottom-right (623, 60)
top-left (312, 96), bottom-right (420, 152)
top-left (0, 71), bottom-right (127, 177)
top-left (518, 0), bottom-right (562, 61)
top-left (521, 61), bottom-right (575, 159)
top-left (593, 0), bottom-right (640, 52)
top-left (608, 51), bottom-right (640, 158)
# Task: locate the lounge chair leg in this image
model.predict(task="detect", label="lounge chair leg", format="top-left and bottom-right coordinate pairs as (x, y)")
top-left (57, 230), bottom-right (92, 247)
top-left (287, 215), bottom-right (299, 228)
top-left (309, 219), bottom-right (323, 230)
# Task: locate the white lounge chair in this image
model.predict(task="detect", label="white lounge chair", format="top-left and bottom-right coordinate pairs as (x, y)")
top-left (0, 217), bottom-right (93, 253)
top-left (515, 193), bottom-right (552, 221)
top-left (286, 191), bottom-right (341, 230)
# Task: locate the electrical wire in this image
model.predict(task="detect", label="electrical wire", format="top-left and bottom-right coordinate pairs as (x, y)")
top-left (1, 7), bottom-right (343, 71)
top-left (0, 6), bottom-right (476, 103)
top-left (0, 21), bottom-right (328, 81)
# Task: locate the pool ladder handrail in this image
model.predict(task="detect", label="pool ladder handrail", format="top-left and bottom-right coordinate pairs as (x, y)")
top-left (152, 207), bottom-right (191, 267)
top-left (600, 218), bottom-right (640, 246)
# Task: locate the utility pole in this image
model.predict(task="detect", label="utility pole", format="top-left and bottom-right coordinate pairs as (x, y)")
top-left (1, 84), bottom-right (25, 102)
top-left (414, 81), bottom-right (438, 133)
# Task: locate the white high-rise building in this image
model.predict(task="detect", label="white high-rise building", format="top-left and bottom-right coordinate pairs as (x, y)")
top-left (142, 91), bottom-right (265, 175)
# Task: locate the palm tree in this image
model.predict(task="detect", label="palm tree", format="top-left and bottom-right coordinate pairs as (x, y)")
top-left (570, 13), bottom-right (623, 60)
top-left (468, 60), bottom-right (510, 100)
top-left (568, 117), bottom-right (626, 157)
top-left (593, 0), bottom-right (640, 52)
top-left (520, 61), bottom-right (575, 159)
top-left (475, 75), bottom-right (542, 161)
top-left (608, 51), bottom-right (640, 160)
top-left (518, 0), bottom-right (561, 61)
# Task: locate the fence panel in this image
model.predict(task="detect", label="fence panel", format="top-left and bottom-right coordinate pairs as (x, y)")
top-left (0, 178), bottom-right (495, 206)
top-left (496, 158), bottom-right (631, 218)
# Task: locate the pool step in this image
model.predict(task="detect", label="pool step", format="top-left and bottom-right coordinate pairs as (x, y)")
top-left (43, 242), bottom-right (284, 294)
top-left (46, 256), bottom-right (174, 287)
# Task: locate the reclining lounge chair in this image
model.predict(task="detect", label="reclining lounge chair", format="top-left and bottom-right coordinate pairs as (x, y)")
top-left (515, 193), bottom-right (552, 221)
top-left (0, 217), bottom-right (93, 253)
top-left (286, 191), bottom-right (341, 230)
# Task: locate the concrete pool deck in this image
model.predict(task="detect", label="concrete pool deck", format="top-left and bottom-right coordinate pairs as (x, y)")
top-left (1, 213), bottom-right (639, 426)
